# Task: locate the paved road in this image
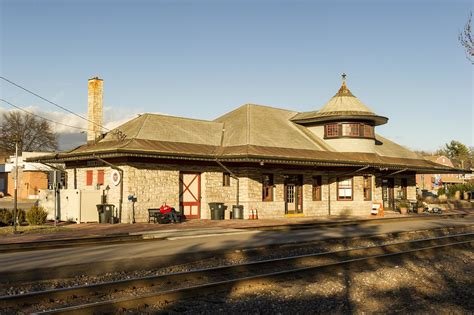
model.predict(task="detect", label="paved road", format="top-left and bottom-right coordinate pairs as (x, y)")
top-left (0, 216), bottom-right (472, 274)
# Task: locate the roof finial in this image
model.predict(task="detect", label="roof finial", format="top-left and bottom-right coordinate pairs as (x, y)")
top-left (336, 73), bottom-right (354, 96)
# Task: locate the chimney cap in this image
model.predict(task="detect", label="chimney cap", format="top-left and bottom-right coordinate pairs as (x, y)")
top-left (88, 76), bottom-right (103, 81)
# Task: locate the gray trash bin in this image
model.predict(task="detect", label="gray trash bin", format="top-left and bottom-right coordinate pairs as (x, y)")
top-left (232, 205), bottom-right (244, 219)
top-left (97, 204), bottom-right (115, 223)
top-left (209, 202), bottom-right (225, 220)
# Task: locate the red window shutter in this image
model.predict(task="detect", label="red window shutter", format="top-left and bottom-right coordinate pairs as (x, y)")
top-left (86, 170), bottom-right (93, 186)
top-left (97, 170), bottom-right (105, 185)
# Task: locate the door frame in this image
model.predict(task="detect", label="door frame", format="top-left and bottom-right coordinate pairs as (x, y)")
top-left (179, 171), bottom-right (201, 219)
top-left (382, 178), bottom-right (395, 210)
top-left (284, 174), bottom-right (303, 214)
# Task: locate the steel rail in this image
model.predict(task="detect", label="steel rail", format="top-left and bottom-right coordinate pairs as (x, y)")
top-left (1, 233), bottom-right (472, 314)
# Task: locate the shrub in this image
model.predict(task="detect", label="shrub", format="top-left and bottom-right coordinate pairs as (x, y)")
top-left (26, 206), bottom-right (48, 225)
top-left (0, 208), bottom-right (12, 226)
top-left (437, 187), bottom-right (446, 197)
top-left (16, 209), bottom-right (26, 225)
top-left (397, 200), bottom-right (410, 209)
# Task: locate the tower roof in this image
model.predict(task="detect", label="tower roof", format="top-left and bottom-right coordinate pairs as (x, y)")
top-left (292, 78), bottom-right (388, 126)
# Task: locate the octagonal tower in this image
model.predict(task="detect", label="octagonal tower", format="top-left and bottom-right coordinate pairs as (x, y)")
top-left (291, 77), bottom-right (388, 153)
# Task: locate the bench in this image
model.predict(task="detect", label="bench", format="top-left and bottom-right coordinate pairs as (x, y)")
top-left (148, 208), bottom-right (186, 224)
top-left (148, 208), bottom-right (161, 223)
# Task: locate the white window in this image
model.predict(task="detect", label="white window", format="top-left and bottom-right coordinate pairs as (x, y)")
top-left (337, 177), bottom-right (353, 200)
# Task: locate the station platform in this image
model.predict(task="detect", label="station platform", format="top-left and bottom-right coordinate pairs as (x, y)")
top-left (0, 208), bottom-right (471, 245)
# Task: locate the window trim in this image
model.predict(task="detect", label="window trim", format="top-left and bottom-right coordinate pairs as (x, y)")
top-left (324, 122), bottom-right (375, 140)
top-left (363, 175), bottom-right (372, 201)
top-left (223, 172), bottom-right (231, 187)
top-left (312, 175), bottom-right (322, 201)
top-left (337, 177), bottom-right (353, 201)
top-left (262, 173), bottom-right (274, 202)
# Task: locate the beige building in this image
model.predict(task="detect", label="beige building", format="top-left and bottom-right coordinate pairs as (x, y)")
top-left (32, 77), bottom-right (464, 222)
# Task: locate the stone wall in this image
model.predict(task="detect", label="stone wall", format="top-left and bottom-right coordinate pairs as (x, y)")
top-left (65, 163), bottom-right (417, 222)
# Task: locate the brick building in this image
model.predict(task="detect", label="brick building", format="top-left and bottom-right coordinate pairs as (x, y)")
top-left (0, 152), bottom-right (57, 199)
top-left (416, 156), bottom-right (465, 192)
top-left (32, 77), bottom-right (464, 223)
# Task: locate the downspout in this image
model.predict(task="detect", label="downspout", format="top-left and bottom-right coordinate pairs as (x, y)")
top-left (92, 155), bottom-right (124, 223)
top-left (382, 168), bottom-right (408, 177)
top-left (215, 123), bottom-right (239, 206)
top-left (215, 159), bottom-right (239, 206)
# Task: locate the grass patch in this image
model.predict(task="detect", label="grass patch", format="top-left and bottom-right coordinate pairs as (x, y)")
top-left (0, 225), bottom-right (70, 236)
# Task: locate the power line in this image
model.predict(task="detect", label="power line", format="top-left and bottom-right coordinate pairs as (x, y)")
top-left (0, 76), bottom-right (110, 131)
top-left (0, 99), bottom-right (89, 131)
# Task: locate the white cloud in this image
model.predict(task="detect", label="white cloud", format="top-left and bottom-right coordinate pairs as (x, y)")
top-left (0, 105), bottom-right (153, 134)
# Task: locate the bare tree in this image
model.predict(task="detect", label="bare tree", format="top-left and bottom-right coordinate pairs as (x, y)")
top-left (459, 12), bottom-right (474, 64)
top-left (0, 111), bottom-right (58, 154)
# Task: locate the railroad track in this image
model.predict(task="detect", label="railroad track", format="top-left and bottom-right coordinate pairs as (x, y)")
top-left (1, 233), bottom-right (472, 315)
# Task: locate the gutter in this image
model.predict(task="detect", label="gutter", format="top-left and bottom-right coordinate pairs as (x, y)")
top-left (29, 151), bottom-right (468, 174)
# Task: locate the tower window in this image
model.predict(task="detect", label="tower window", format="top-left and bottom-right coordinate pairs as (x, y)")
top-left (324, 122), bottom-right (375, 139)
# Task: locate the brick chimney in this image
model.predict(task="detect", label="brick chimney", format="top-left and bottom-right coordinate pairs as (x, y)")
top-left (87, 77), bottom-right (103, 143)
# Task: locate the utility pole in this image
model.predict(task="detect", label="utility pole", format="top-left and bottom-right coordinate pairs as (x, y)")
top-left (13, 137), bottom-right (19, 233)
top-left (53, 169), bottom-right (57, 227)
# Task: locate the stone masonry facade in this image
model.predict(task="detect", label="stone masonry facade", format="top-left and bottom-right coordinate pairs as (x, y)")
top-left (67, 163), bottom-right (416, 223)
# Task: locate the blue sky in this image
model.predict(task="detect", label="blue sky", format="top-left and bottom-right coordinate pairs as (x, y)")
top-left (0, 0), bottom-right (472, 151)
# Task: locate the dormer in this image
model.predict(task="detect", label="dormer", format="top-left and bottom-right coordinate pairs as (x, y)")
top-left (291, 76), bottom-right (388, 153)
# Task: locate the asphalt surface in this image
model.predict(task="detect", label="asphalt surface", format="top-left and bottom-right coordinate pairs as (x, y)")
top-left (0, 216), bottom-right (472, 274)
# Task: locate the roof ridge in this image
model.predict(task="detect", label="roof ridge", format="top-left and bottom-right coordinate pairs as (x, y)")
top-left (142, 112), bottom-right (217, 124)
top-left (135, 114), bottom-right (150, 139)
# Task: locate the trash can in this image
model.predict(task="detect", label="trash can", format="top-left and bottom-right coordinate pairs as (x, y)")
top-left (232, 205), bottom-right (244, 219)
top-left (97, 204), bottom-right (115, 223)
top-left (209, 202), bottom-right (225, 220)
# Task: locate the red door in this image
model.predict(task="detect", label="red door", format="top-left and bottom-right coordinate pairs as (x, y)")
top-left (179, 172), bottom-right (201, 219)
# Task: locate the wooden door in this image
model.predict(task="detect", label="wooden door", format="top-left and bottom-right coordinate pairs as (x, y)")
top-left (284, 175), bottom-right (303, 214)
top-left (286, 184), bottom-right (296, 212)
top-left (179, 172), bottom-right (201, 219)
top-left (382, 178), bottom-right (395, 210)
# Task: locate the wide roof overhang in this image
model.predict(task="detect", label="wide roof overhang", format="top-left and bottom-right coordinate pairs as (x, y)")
top-left (291, 111), bottom-right (389, 126)
top-left (28, 143), bottom-right (469, 175)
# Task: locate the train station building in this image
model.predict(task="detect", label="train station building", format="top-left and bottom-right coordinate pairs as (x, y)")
top-left (32, 77), bottom-right (464, 223)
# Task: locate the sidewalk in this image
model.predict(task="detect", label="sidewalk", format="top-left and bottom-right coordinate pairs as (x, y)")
top-left (0, 208), bottom-right (471, 245)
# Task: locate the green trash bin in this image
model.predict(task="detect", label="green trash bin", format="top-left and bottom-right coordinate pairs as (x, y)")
top-left (97, 204), bottom-right (115, 223)
top-left (208, 202), bottom-right (225, 220)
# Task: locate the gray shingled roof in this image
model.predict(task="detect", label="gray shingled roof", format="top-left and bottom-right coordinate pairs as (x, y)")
top-left (291, 82), bottom-right (388, 126)
top-left (29, 103), bottom-right (463, 173)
